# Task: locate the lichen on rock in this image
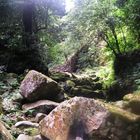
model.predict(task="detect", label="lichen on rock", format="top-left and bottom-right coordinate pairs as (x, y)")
top-left (20, 70), bottom-right (61, 102)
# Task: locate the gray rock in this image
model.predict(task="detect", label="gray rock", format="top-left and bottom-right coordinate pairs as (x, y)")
top-left (15, 121), bottom-right (39, 128)
top-left (39, 97), bottom-right (140, 140)
top-left (16, 134), bottom-right (32, 140)
top-left (35, 113), bottom-right (47, 123)
top-left (39, 97), bottom-right (109, 140)
top-left (16, 134), bottom-right (42, 140)
top-left (20, 70), bottom-right (61, 102)
top-left (22, 100), bottom-right (59, 114)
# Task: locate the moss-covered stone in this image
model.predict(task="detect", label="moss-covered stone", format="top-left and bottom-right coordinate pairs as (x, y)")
top-left (104, 103), bottom-right (140, 122)
top-left (66, 80), bottom-right (75, 88)
top-left (49, 71), bottom-right (72, 82)
top-left (70, 87), bottom-right (104, 98)
top-left (123, 93), bottom-right (140, 115)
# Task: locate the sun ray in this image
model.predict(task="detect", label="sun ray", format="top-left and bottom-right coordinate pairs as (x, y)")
top-left (65, 0), bottom-right (74, 12)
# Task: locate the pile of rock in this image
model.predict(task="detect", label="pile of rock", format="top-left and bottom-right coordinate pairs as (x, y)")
top-left (0, 70), bottom-right (140, 140)
top-left (50, 71), bottom-right (104, 99)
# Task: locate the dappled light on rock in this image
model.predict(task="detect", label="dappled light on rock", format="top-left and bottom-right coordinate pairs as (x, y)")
top-left (39, 97), bottom-right (109, 140)
top-left (20, 70), bottom-right (61, 102)
top-left (39, 97), bottom-right (140, 140)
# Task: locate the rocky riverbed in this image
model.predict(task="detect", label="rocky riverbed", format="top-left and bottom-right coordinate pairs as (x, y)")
top-left (0, 70), bottom-right (140, 140)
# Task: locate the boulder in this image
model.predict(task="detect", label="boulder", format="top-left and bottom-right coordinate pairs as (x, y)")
top-left (39, 97), bottom-right (108, 140)
top-left (20, 70), bottom-right (61, 102)
top-left (0, 121), bottom-right (13, 140)
top-left (39, 97), bottom-right (140, 140)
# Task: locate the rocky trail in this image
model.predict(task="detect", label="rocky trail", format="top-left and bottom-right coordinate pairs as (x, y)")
top-left (0, 69), bottom-right (140, 140)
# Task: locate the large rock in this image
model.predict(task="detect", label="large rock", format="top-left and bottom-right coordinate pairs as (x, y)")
top-left (20, 70), bottom-right (61, 102)
top-left (39, 97), bottom-right (140, 140)
top-left (0, 121), bottom-right (13, 140)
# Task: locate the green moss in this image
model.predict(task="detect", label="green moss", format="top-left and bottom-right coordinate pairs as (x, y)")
top-left (66, 80), bottom-right (75, 88)
top-left (123, 93), bottom-right (140, 102)
top-left (123, 93), bottom-right (140, 115)
top-left (105, 103), bottom-right (140, 122)
top-left (24, 128), bottom-right (39, 136)
top-left (50, 71), bottom-right (70, 82)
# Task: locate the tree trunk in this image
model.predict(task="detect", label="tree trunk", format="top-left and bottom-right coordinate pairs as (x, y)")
top-left (22, 1), bottom-right (35, 47)
top-left (23, 2), bottom-right (34, 34)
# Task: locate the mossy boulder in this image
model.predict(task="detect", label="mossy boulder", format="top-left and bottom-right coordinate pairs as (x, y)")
top-left (70, 87), bottom-right (104, 99)
top-left (39, 97), bottom-right (140, 140)
top-left (49, 71), bottom-right (72, 82)
top-left (20, 70), bottom-right (61, 102)
top-left (104, 102), bottom-right (140, 122)
top-left (123, 93), bottom-right (140, 115)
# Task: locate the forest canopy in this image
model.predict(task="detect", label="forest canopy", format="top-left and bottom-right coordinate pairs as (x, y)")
top-left (0, 0), bottom-right (140, 76)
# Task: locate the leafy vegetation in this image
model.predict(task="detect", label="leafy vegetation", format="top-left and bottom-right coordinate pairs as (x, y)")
top-left (0, 0), bottom-right (140, 93)
top-left (0, 1), bottom-right (140, 139)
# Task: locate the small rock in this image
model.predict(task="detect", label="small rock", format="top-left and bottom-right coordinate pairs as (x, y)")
top-left (15, 121), bottom-right (39, 128)
top-left (114, 100), bottom-right (127, 109)
top-left (22, 100), bottom-right (59, 114)
top-left (35, 113), bottom-right (47, 123)
top-left (34, 135), bottom-right (43, 140)
top-left (17, 134), bottom-right (43, 140)
top-left (66, 80), bottom-right (75, 88)
top-left (16, 134), bottom-right (32, 140)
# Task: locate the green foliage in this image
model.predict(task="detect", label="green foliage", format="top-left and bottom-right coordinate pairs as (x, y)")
top-left (0, 0), bottom-right (22, 49)
top-left (51, 0), bottom-right (139, 87)
top-left (0, 0), bottom-right (140, 87)
top-left (0, 0), bottom-right (66, 73)
top-left (63, 0), bottom-right (140, 58)
top-left (48, 42), bottom-right (67, 67)
top-left (122, 0), bottom-right (140, 43)
top-left (95, 48), bottom-right (115, 88)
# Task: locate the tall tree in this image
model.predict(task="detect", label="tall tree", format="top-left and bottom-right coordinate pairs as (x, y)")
top-left (64, 0), bottom-right (140, 57)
